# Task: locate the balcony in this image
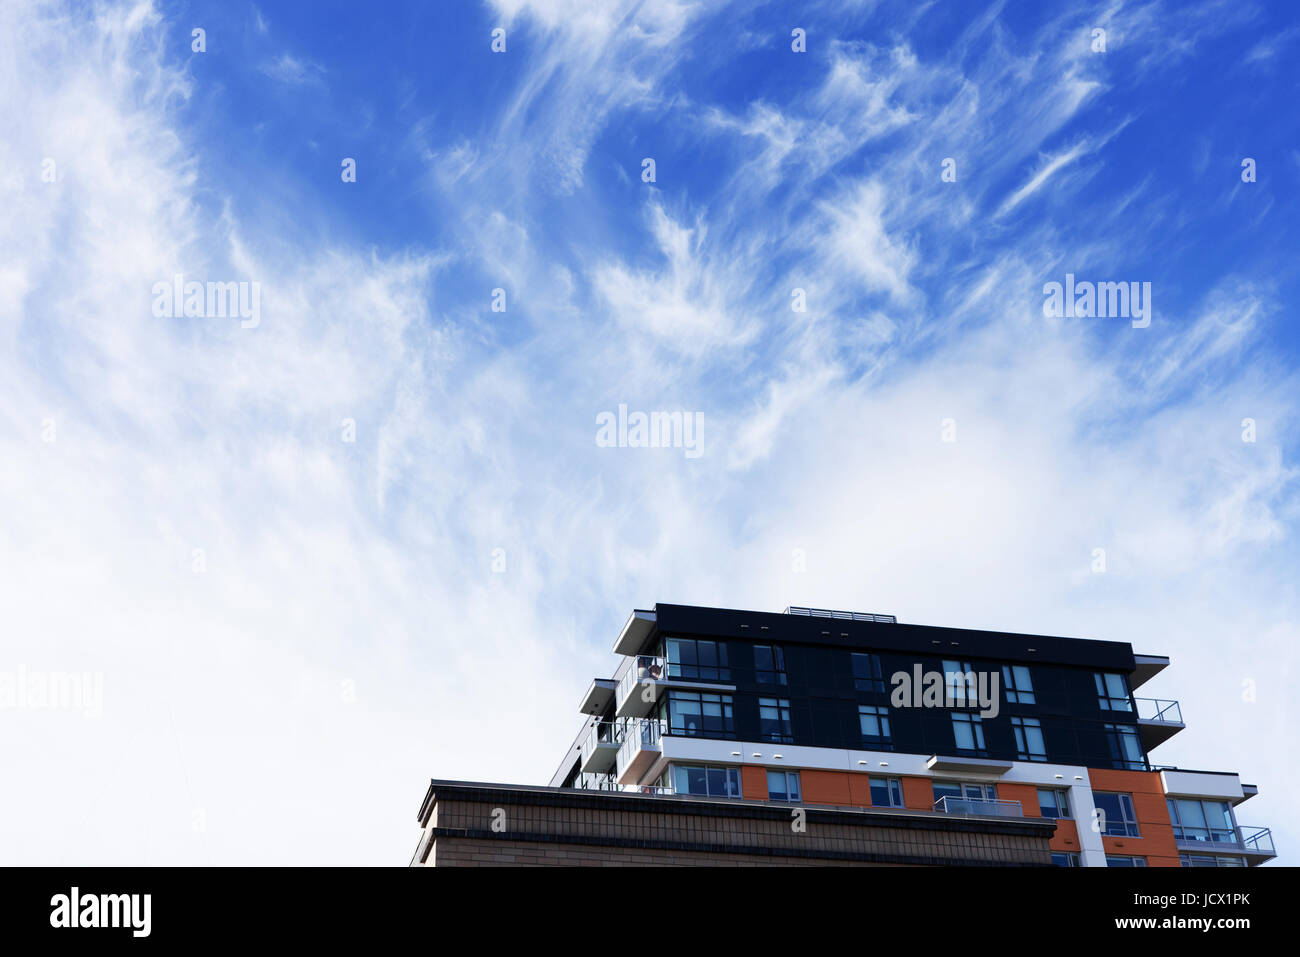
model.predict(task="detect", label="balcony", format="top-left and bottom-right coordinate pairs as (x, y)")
top-left (613, 654), bottom-right (736, 717)
top-left (1239, 826), bottom-right (1276, 861)
top-left (615, 655), bottom-right (668, 717)
top-left (1176, 825), bottom-right (1277, 864)
top-left (571, 773), bottom-right (619, 792)
top-left (615, 717), bottom-right (664, 785)
top-left (932, 796), bottom-right (1024, 819)
top-left (579, 721), bottom-right (620, 774)
top-left (1134, 697), bottom-right (1184, 750)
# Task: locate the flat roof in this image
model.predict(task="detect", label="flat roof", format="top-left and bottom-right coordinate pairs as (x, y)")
top-left (639, 603), bottom-right (1138, 672)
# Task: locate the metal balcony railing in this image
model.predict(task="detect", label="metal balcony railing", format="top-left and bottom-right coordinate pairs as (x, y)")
top-left (1135, 697), bottom-right (1183, 724)
top-left (932, 796), bottom-right (1024, 818)
top-left (630, 785), bottom-right (673, 797)
top-left (1238, 826), bottom-right (1275, 855)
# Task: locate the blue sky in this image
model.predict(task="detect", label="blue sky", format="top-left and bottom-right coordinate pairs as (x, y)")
top-left (2, 0), bottom-right (1298, 864)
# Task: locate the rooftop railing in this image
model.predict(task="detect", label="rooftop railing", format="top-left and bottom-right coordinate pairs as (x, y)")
top-left (784, 606), bottom-right (896, 623)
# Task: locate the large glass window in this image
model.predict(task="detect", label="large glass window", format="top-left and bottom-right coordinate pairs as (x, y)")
top-left (767, 769), bottom-right (801, 802)
top-left (869, 776), bottom-right (903, 808)
top-left (666, 638), bottom-right (731, 681)
top-left (1002, 665), bottom-right (1035, 704)
top-left (1104, 723), bottom-right (1146, 770)
top-left (1167, 798), bottom-right (1237, 844)
top-left (852, 653), bottom-right (885, 693)
top-left (759, 697), bottom-right (793, 743)
top-left (1093, 792), bottom-right (1140, 837)
top-left (1095, 672), bottom-right (1132, 711)
top-left (933, 781), bottom-right (995, 803)
top-left (666, 690), bottom-right (734, 737)
top-left (1011, 716), bottom-right (1047, 761)
top-left (1180, 853), bottom-right (1245, 867)
top-left (943, 659), bottom-right (978, 704)
top-left (1105, 855), bottom-right (1147, 867)
top-left (754, 645), bottom-right (787, 685)
top-left (858, 704), bottom-right (892, 745)
top-left (672, 764), bottom-right (741, 798)
top-left (951, 713), bottom-right (986, 753)
top-left (1051, 852), bottom-right (1081, 867)
top-left (1037, 787), bottom-right (1071, 819)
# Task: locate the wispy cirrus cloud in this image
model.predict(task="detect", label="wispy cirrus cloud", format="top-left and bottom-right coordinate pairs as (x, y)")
top-left (2, 0), bottom-right (1298, 867)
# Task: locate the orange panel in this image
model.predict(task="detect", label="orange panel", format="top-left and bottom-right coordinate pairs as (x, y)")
top-left (1049, 818), bottom-right (1079, 853)
top-left (997, 782), bottom-right (1070, 848)
top-left (800, 770), bottom-right (854, 806)
top-left (847, 772), bottom-right (872, 808)
top-left (996, 782), bottom-right (1040, 815)
top-left (901, 776), bottom-right (933, 811)
top-left (1090, 767), bottom-right (1180, 867)
top-left (741, 765), bottom-right (768, 801)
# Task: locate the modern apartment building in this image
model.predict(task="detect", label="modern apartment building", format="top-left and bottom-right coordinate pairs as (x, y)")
top-left (536, 602), bottom-right (1276, 868)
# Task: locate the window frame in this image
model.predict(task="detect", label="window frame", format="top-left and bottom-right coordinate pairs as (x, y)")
top-left (665, 637), bottom-right (731, 681)
top-left (1002, 664), bottom-right (1036, 704)
top-left (1093, 791), bottom-right (1140, 837)
top-left (1104, 722), bottom-right (1147, 770)
top-left (950, 712), bottom-right (987, 755)
top-left (766, 769), bottom-right (801, 803)
top-left (758, 697), bottom-right (794, 743)
top-left (1011, 716), bottom-right (1047, 761)
top-left (665, 689), bottom-right (736, 738)
top-left (1037, 787), bottom-right (1072, 820)
top-left (671, 763), bottom-right (742, 798)
top-left (753, 644), bottom-right (788, 686)
top-left (858, 703), bottom-right (892, 746)
top-left (851, 652), bottom-right (885, 693)
top-left (1095, 672), bottom-right (1133, 711)
top-left (942, 659), bottom-right (978, 705)
top-left (1167, 797), bottom-right (1238, 845)
top-left (869, 776), bottom-right (904, 808)
top-left (1179, 853), bottom-right (1245, 867)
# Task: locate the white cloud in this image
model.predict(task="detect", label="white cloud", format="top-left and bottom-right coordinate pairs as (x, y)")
top-left (2, 0), bottom-right (1296, 868)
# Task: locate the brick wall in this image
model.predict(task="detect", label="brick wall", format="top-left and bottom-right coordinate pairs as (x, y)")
top-left (413, 780), bottom-right (1055, 867)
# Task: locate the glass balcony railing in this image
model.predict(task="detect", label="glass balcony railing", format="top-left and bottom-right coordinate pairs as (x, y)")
top-left (1135, 697), bottom-right (1183, 724)
top-left (932, 796), bottom-right (1024, 818)
top-left (1174, 825), bottom-right (1276, 858)
top-left (615, 655), bottom-right (668, 715)
top-left (571, 773), bottom-right (619, 792)
top-left (579, 720), bottom-right (621, 773)
top-left (1238, 826), bottom-right (1275, 856)
top-left (613, 716), bottom-right (666, 784)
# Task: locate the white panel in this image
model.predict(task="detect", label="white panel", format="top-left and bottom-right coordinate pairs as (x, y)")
top-left (1160, 769), bottom-right (1244, 802)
